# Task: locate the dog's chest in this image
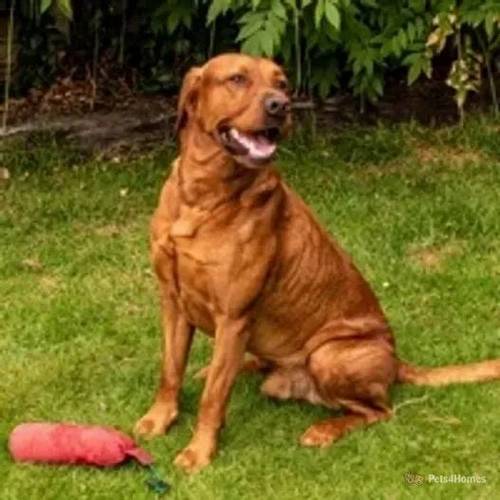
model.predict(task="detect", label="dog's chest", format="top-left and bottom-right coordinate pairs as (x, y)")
top-left (152, 169), bottom-right (282, 333)
top-left (161, 209), bottom-right (256, 332)
top-left (173, 238), bottom-right (218, 332)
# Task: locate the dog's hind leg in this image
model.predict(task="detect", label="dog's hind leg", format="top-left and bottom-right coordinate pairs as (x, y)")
top-left (300, 335), bottom-right (397, 447)
top-left (260, 366), bottom-right (326, 405)
top-left (300, 409), bottom-right (391, 447)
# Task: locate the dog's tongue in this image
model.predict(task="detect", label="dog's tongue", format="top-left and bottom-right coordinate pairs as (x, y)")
top-left (230, 128), bottom-right (276, 160)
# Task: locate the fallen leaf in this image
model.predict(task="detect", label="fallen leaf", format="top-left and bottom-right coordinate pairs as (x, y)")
top-left (39, 276), bottom-right (61, 291)
top-left (21, 258), bottom-right (44, 271)
top-left (0, 167), bottom-right (10, 181)
top-left (95, 224), bottom-right (121, 237)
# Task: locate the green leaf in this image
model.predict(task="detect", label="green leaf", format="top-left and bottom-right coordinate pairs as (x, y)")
top-left (402, 53), bottom-right (419, 65)
top-left (398, 29), bottom-right (407, 48)
top-left (207, 0), bottom-right (231, 25)
top-left (241, 36), bottom-right (262, 55)
top-left (407, 23), bottom-right (416, 42)
top-left (181, 9), bottom-right (193, 29)
top-left (423, 57), bottom-right (432, 78)
top-left (261, 29), bottom-right (275, 56)
top-left (271, 0), bottom-right (287, 20)
top-left (392, 37), bottom-right (402, 57)
top-left (315, 0), bottom-right (325, 28)
top-left (239, 11), bottom-right (266, 25)
top-left (415, 17), bottom-right (424, 36)
top-left (372, 76), bottom-right (383, 96)
top-left (324, 1), bottom-right (340, 29)
top-left (237, 20), bottom-right (264, 41)
top-left (407, 60), bottom-right (422, 85)
top-left (167, 10), bottom-right (181, 34)
top-left (365, 58), bottom-right (374, 76)
top-left (485, 13), bottom-right (496, 40)
top-left (352, 58), bottom-right (362, 75)
top-left (407, 52), bottom-right (432, 84)
top-left (41, 0), bottom-right (52, 14)
top-left (56, 0), bottom-right (73, 19)
top-left (409, 0), bottom-right (425, 13)
top-left (380, 39), bottom-right (392, 57)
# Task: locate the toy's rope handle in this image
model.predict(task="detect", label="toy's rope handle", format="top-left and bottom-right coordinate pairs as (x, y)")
top-left (144, 464), bottom-right (170, 495)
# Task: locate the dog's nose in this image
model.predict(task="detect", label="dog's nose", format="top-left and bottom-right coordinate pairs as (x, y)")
top-left (264, 94), bottom-right (290, 119)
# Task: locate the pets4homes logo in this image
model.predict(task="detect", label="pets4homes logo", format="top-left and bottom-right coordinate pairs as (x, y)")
top-left (405, 472), bottom-right (487, 485)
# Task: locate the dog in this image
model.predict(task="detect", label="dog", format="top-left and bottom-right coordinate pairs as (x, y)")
top-left (134, 53), bottom-right (500, 473)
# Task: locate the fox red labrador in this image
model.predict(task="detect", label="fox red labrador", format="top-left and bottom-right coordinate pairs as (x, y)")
top-left (134, 53), bottom-right (500, 473)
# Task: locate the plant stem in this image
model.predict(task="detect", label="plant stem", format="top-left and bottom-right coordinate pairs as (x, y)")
top-left (209, 18), bottom-right (216, 58)
top-left (476, 32), bottom-right (499, 117)
top-left (305, 47), bottom-right (312, 97)
top-left (293, 1), bottom-right (301, 97)
top-left (484, 55), bottom-right (499, 117)
top-left (119, 0), bottom-right (127, 67)
top-left (2, 0), bottom-right (16, 133)
top-left (456, 30), bottom-right (465, 126)
top-left (92, 7), bottom-right (100, 111)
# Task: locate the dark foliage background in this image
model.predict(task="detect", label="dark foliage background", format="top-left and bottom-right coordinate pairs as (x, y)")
top-left (1, 0), bottom-right (499, 117)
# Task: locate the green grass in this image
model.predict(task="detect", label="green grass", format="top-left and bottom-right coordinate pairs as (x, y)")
top-left (1, 117), bottom-right (499, 499)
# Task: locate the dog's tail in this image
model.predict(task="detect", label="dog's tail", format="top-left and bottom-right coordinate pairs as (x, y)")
top-left (397, 359), bottom-right (500, 387)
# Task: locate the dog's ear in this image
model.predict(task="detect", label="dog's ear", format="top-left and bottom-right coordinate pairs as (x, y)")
top-left (175, 66), bottom-right (203, 135)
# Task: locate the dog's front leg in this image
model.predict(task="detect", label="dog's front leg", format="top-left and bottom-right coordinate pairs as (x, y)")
top-left (135, 291), bottom-right (194, 438)
top-left (174, 315), bottom-right (250, 473)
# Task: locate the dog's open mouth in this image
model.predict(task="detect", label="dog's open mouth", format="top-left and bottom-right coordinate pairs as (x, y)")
top-left (219, 126), bottom-right (280, 163)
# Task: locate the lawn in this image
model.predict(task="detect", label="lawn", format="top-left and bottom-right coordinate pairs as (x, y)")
top-left (1, 117), bottom-right (499, 500)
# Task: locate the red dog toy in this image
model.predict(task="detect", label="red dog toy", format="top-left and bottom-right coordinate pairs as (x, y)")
top-left (9, 422), bottom-right (153, 467)
top-left (9, 423), bottom-right (170, 493)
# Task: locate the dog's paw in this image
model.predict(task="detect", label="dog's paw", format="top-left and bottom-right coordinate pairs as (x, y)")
top-left (299, 422), bottom-right (339, 448)
top-left (174, 446), bottom-right (212, 473)
top-left (133, 403), bottom-right (178, 439)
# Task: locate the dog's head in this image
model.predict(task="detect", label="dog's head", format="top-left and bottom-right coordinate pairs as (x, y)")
top-left (176, 53), bottom-right (291, 167)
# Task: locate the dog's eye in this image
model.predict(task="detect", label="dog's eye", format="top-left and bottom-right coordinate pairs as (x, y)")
top-left (228, 74), bottom-right (247, 86)
top-left (276, 80), bottom-right (288, 92)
